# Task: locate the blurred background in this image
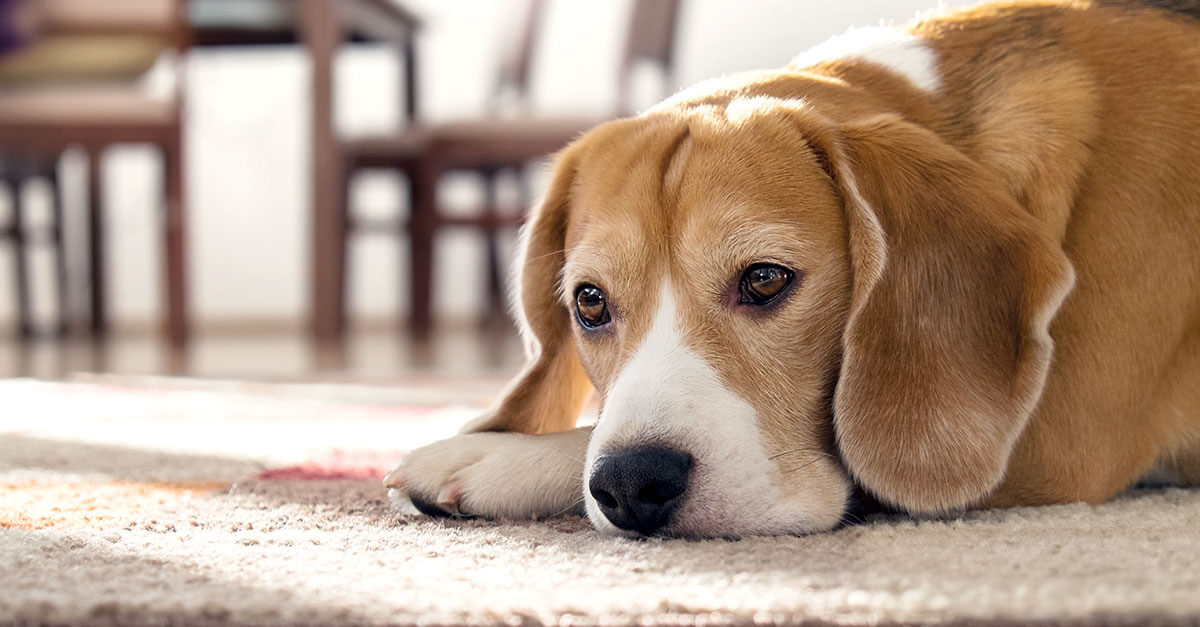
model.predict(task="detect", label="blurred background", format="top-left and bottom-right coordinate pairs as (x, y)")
top-left (0, 0), bottom-right (972, 382)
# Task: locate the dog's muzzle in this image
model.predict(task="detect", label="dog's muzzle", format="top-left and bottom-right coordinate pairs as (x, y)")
top-left (588, 446), bottom-right (693, 535)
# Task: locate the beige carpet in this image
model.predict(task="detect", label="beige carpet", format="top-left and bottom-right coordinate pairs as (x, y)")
top-left (2, 378), bottom-right (1199, 626)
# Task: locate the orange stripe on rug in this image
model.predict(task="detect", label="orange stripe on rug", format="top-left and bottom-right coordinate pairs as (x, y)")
top-left (0, 481), bottom-right (229, 530)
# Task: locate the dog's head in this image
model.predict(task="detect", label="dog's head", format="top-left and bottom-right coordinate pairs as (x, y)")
top-left (476, 87), bottom-right (1074, 538)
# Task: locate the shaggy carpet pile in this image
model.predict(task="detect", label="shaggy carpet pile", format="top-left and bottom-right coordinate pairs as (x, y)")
top-left (2, 377), bottom-right (1199, 626)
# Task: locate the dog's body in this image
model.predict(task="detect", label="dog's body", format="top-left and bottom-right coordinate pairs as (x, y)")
top-left (388, 0), bottom-right (1200, 538)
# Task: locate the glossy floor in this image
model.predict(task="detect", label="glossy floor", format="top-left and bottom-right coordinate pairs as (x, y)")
top-left (0, 324), bottom-right (525, 381)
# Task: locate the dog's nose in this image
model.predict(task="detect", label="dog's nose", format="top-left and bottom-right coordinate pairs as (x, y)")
top-left (588, 446), bottom-right (692, 535)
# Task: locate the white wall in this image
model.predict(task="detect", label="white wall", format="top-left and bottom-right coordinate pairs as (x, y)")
top-left (0, 0), bottom-right (976, 331)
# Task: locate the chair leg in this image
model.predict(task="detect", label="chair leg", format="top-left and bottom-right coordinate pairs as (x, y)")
top-left (516, 161), bottom-right (536, 213)
top-left (86, 149), bottom-right (107, 338)
top-left (312, 155), bottom-right (349, 371)
top-left (10, 173), bottom-right (33, 340)
top-left (162, 139), bottom-right (188, 347)
top-left (335, 159), bottom-right (352, 337)
top-left (47, 163), bottom-right (69, 337)
top-left (408, 163), bottom-right (438, 338)
top-left (481, 168), bottom-right (505, 324)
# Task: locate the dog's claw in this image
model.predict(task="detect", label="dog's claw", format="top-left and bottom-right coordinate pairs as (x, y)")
top-left (436, 482), bottom-right (464, 515)
top-left (382, 467), bottom-right (406, 489)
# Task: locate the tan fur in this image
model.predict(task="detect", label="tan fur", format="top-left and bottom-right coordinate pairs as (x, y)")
top-left (429, 0), bottom-right (1200, 520)
top-left (462, 145), bottom-right (594, 435)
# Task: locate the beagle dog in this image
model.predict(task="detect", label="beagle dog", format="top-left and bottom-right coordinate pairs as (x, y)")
top-left (385, 0), bottom-right (1200, 538)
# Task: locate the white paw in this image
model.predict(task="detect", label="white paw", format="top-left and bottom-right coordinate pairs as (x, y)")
top-left (383, 429), bottom-right (590, 520)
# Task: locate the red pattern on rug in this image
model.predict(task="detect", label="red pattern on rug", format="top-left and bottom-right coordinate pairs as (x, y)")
top-left (255, 449), bottom-right (410, 480)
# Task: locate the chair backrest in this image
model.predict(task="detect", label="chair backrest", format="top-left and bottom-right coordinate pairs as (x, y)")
top-left (491, 0), bottom-right (545, 113)
top-left (0, 0), bottom-right (186, 90)
top-left (616, 0), bottom-right (681, 113)
top-left (490, 0), bottom-right (682, 116)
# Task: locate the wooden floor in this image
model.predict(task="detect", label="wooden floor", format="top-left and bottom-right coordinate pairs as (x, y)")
top-left (0, 324), bottom-right (526, 381)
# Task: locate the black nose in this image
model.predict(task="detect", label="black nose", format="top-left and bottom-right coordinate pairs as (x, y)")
top-left (588, 446), bottom-right (692, 535)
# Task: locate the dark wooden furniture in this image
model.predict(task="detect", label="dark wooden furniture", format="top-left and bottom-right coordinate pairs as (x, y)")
top-left (0, 154), bottom-right (67, 338)
top-left (340, 0), bottom-right (683, 338)
top-left (0, 0), bottom-right (188, 345)
top-left (184, 0), bottom-right (423, 344)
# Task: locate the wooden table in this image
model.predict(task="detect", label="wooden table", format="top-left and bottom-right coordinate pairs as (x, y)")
top-left (188, 0), bottom-right (421, 342)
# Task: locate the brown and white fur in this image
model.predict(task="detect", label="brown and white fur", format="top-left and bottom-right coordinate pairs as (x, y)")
top-left (385, 0), bottom-right (1200, 538)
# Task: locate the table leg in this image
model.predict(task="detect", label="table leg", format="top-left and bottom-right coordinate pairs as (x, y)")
top-left (301, 0), bottom-right (346, 342)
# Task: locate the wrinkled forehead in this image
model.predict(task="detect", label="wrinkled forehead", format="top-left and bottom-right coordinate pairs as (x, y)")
top-left (563, 110), bottom-right (837, 281)
top-left (565, 117), bottom-right (683, 250)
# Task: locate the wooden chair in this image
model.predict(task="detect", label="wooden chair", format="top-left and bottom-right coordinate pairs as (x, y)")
top-left (0, 153), bottom-right (66, 339)
top-left (0, 0), bottom-right (189, 345)
top-left (341, 0), bottom-right (683, 337)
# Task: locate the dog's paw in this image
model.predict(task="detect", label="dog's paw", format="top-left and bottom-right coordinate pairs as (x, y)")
top-left (383, 428), bottom-right (590, 520)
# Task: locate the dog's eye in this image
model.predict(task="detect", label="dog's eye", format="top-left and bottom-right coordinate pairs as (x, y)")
top-left (575, 284), bottom-right (611, 329)
top-left (739, 263), bottom-right (794, 305)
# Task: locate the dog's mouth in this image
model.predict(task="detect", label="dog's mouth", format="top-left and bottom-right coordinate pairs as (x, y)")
top-left (581, 343), bottom-right (857, 539)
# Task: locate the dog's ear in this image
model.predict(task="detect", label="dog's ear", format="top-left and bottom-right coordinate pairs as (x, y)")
top-left (815, 114), bottom-right (1075, 513)
top-left (461, 146), bottom-right (594, 435)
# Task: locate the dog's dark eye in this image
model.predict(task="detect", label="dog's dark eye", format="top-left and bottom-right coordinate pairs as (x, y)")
top-left (739, 263), bottom-right (794, 305)
top-left (575, 284), bottom-right (611, 329)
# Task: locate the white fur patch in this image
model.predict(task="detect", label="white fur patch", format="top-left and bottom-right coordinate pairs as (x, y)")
top-left (792, 26), bottom-right (942, 92)
top-left (583, 282), bottom-right (848, 537)
top-left (398, 429), bottom-right (590, 520)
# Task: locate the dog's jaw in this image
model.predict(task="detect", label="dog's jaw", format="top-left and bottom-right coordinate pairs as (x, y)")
top-left (583, 281), bottom-right (851, 538)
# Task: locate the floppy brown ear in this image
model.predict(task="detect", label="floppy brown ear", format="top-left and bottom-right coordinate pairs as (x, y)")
top-left (460, 146), bottom-right (594, 435)
top-left (822, 114), bottom-right (1075, 513)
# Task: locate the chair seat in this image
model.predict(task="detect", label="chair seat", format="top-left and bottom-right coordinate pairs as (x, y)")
top-left (0, 34), bottom-right (166, 85)
top-left (0, 85), bottom-right (175, 128)
top-left (37, 0), bottom-right (174, 33)
top-left (344, 114), bottom-right (607, 168)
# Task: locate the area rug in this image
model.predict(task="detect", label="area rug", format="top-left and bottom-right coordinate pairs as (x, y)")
top-left (2, 378), bottom-right (1199, 626)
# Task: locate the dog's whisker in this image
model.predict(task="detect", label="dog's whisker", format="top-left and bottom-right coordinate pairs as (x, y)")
top-left (840, 511), bottom-right (866, 526)
top-left (781, 456), bottom-right (829, 474)
top-left (523, 247), bottom-right (567, 264)
top-left (769, 448), bottom-right (835, 461)
top-left (548, 495), bottom-right (587, 518)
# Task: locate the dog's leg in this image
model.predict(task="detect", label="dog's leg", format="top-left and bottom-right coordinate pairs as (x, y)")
top-left (385, 427), bottom-right (591, 520)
